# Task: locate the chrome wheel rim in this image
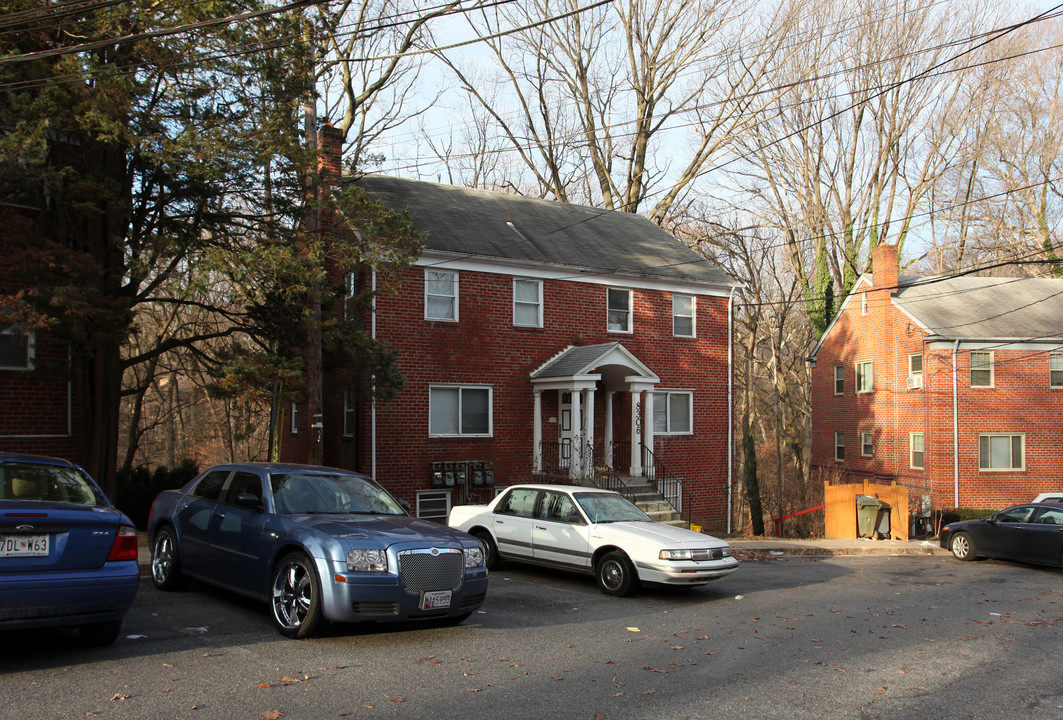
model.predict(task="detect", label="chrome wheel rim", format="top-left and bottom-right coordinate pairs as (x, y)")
top-left (273, 559), bottom-right (312, 630)
top-left (600, 559), bottom-right (624, 592)
top-left (952, 535), bottom-right (969, 559)
top-left (152, 533), bottom-right (173, 584)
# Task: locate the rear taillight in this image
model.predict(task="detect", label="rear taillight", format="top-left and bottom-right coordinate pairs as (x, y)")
top-left (107, 525), bottom-right (139, 562)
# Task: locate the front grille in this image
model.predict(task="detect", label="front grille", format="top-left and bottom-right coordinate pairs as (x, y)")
top-left (352, 602), bottom-right (399, 616)
top-left (691, 548), bottom-right (729, 562)
top-left (398, 549), bottom-right (463, 593)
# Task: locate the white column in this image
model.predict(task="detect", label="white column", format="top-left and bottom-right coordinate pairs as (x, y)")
top-left (630, 390), bottom-right (643, 477)
top-left (583, 387), bottom-right (595, 479)
top-left (569, 387), bottom-right (582, 481)
top-left (643, 389), bottom-right (655, 470)
top-left (533, 389), bottom-right (542, 473)
top-left (604, 391), bottom-right (614, 468)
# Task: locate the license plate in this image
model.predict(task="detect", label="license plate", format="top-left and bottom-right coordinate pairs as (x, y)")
top-left (420, 590), bottom-right (452, 610)
top-left (0, 534), bottom-right (49, 558)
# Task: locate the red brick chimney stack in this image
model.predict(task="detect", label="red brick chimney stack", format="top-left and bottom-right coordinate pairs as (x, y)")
top-left (872, 242), bottom-right (898, 293)
top-left (319, 123), bottom-right (343, 181)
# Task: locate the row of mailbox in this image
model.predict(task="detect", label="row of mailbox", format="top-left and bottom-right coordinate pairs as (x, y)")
top-left (431, 461), bottom-right (495, 487)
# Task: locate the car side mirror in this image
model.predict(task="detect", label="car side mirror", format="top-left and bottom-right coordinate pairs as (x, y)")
top-left (234, 493), bottom-right (264, 511)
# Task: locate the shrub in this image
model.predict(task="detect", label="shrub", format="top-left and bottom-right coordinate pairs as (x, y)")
top-left (116, 460), bottom-right (199, 530)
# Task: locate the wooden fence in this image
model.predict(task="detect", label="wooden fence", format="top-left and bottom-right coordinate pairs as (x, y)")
top-left (823, 480), bottom-right (909, 541)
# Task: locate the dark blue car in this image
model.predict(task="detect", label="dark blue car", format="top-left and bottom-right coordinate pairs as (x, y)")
top-left (147, 463), bottom-right (489, 638)
top-left (0, 454), bottom-right (140, 645)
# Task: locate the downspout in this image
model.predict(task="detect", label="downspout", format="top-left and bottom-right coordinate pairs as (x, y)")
top-left (727, 286), bottom-right (736, 534)
top-left (371, 269), bottom-right (378, 480)
top-left (952, 340), bottom-right (960, 507)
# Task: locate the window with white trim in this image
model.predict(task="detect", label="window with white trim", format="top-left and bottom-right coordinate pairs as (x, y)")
top-left (861, 292), bottom-right (868, 315)
top-left (834, 431), bottom-right (845, 461)
top-left (833, 365), bottom-right (844, 395)
top-left (979, 433), bottom-right (1023, 470)
top-left (855, 360), bottom-right (873, 393)
top-left (652, 391), bottom-right (692, 434)
top-left (0, 329), bottom-right (34, 371)
top-left (607, 287), bottom-right (632, 333)
top-left (1051, 353), bottom-right (1063, 387)
top-left (342, 390), bottom-right (355, 437)
top-left (290, 402), bottom-right (298, 434)
top-left (416, 490), bottom-right (452, 523)
top-left (672, 294), bottom-right (695, 337)
top-left (425, 269), bottom-right (458, 321)
top-left (970, 351), bottom-right (993, 387)
top-left (343, 271), bottom-right (357, 321)
top-left (908, 353), bottom-right (923, 388)
top-left (513, 278), bottom-right (543, 327)
top-left (861, 431), bottom-right (873, 457)
top-left (429, 385), bottom-right (492, 436)
top-left (910, 433), bottom-right (924, 469)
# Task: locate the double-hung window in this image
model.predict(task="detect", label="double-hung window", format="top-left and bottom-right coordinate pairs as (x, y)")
top-left (1051, 353), bottom-right (1063, 387)
top-left (607, 288), bottom-right (632, 333)
top-left (908, 353), bottom-right (923, 389)
top-left (430, 385), bottom-right (492, 436)
top-left (0, 329), bottom-right (34, 371)
top-left (513, 278), bottom-right (543, 327)
top-left (855, 360), bottom-right (874, 393)
top-left (833, 365), bottom-right (844, 395)
top-left (652, 391), bottom-right (692, 434)
top-left (910, 433), bottom-right (924, 469)
top-left (861, 432), bottom-right (873, 457)
top-left (342, 390), bottom-right (355, 437)
top-left (343, 271), bottom-right (357, 321)
top-left (672, 295), bottom-right (695, 337)
top-left (290, 402), bottom-right (299, 434)
top-left (970, 351), bottom-right (993, 387)
top-left (425, 269), bottom-right (458, 321)
top-left (979, 433), bottom-right (1023, 470)
top-left (834, 431), bottom-right (845, 461)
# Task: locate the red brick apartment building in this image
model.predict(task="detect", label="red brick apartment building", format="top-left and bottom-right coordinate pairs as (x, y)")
top-left (810, 242), bottom-right (1063, 520)
top-left (282, 128), bottom-right (740, 531)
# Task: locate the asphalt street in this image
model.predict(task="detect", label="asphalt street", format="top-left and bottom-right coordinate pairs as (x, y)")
top-left (1, 554), bottom-right (1061, 720)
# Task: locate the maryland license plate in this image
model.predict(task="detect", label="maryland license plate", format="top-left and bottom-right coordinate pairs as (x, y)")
top-left (420, 590), bottom-right (452, 610)
top-left (0, 534), bottom-right (49, 557)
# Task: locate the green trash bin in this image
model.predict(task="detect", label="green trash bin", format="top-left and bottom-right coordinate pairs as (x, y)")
top-left (856, 495), bottom-right (881, 538)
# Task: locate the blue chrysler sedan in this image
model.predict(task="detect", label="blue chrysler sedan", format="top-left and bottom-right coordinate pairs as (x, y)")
top-left (147, 463), bottom-right (488, 638)
top-left (0, 454), bottom-right (140, 646)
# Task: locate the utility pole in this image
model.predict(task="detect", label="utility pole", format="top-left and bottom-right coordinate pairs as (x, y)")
top-left (304, 16), bottom-right (323, 466)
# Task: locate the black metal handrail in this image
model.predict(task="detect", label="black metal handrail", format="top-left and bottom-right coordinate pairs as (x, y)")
top-left (592, 464), bottom-right (637, 504)
top-left (641, 445), bottom-right (693, 527)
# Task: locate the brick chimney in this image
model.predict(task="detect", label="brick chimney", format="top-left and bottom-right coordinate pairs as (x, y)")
top-left (871, 242), bottom-right (898, 292)
top-left (318, 123), bottom-right (343, 181)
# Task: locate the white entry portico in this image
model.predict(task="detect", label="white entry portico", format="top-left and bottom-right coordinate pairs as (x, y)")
top-left (530, 342), bottom-right (659, 481)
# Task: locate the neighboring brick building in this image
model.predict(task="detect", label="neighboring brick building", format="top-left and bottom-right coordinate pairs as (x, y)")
top-left (809, 242), bottom-right (1063, 524)
top-left (282, 128), bottom-right (740, 531)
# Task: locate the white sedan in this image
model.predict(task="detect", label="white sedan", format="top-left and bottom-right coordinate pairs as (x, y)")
top-left (448, 484), bottom-right (738, 596)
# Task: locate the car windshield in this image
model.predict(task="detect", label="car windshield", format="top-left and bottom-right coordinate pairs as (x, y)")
top-left (270, 472), bottom-right (405, 515)
top-left (574, 492), bottom-right (652, 523)
top-left (0, 461), bottom-right (107, 506)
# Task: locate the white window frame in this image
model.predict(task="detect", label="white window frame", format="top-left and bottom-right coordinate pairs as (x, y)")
top-left (607, 287), bottom-right (632, 333)
top-left (290, 402), bottom-right (298, 434)
top-left (910, 432), bottom-right (924, 470)
top-left (833, 365), bottom-right (844, 395)
top-left (979, 433), bottom-right (1024, 471)
top-left (652, 391), bottom-right (693, 435)
top-left (861, 292), bottom-right (868, 316)
top-left (343, 271), bottom-right (357, 321)
top-left (416, 489), bottom-right (452, 523)
top-left (855, 359), bottom-right (874, 393)
top-left (513, 277), bottom-right (543, 328)
top-left (908, 353), bottom-right (923, 388)
top-left (0, 329), bottom-right (35, 371)
top-left (1050, 353), bottom-right (1063, 388)
top-left (342, 390), bottom-right (355, 437)
top-left (425, 269), bottom-right (458, 321)
top-left (429, 385), bottom-right (493, 437)
top-left (672, 294), bottom-right (695, 337)
top-left (834, 431), bottom-right (845, 461)
top-left (861, 431), bottom-right (873, 457)
top-left (970, 350), bottom-right (993, 388)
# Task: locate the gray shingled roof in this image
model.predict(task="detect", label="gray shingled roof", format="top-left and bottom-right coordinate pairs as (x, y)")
top-left (531, 343), bottom-right (621, 379)
top-left (895, 275), bottom-right (1063, 339)
top-left (351, 174), bottom-right (734, 287)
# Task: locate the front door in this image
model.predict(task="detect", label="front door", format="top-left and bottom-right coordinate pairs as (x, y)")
top-left (558, 392), bottom-right (579, 470)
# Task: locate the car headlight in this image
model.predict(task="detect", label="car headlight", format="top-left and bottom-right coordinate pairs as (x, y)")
top-left (347, 548), bottom-right (387, 572)
top-left (464, 545), bottom-right (485, 569)
top-left (660, 549), bottom-right (693, 561)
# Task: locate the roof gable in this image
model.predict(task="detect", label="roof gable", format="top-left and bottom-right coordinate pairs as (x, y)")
top-left (352, 175), bottom-right (734, 288)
